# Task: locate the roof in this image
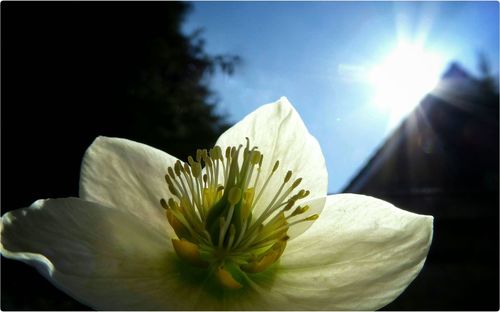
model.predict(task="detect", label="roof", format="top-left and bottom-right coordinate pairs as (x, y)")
top-left (342, 63), bottom-right (499, 196)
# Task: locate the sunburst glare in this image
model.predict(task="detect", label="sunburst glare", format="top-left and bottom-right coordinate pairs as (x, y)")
top-left (369, 41), bottom-right (446, 129)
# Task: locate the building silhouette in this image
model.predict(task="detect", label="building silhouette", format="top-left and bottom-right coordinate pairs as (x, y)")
top-left (344, 63), bottom-right (499, 310)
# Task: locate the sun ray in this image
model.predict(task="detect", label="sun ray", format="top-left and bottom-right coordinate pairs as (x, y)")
top-left (368, 40), bottom-right (446, 132)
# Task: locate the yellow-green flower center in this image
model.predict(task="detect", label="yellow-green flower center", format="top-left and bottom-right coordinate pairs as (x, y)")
top-left (160, 138), bottom-right (318, 289)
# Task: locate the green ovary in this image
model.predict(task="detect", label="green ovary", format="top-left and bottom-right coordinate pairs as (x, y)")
top-left (160, 139), bottom-right (317, 289)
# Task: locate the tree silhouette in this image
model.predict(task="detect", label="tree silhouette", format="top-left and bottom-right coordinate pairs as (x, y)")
top-left (1, 2), bottom-right (239, 310)
top-left (118, 4), bottom-right (241, 159)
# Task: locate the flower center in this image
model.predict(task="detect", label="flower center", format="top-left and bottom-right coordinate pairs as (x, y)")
top-left (160, 138), bottom-right (318, 289)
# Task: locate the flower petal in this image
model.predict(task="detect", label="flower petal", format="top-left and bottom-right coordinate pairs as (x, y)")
top-left (270, 193), bottom-right (434, 310)
top-left (215, 97), bottom-right (328, 216)
top-left (0, 198), bottom-right (180, 310)
top-left (2, 195), bottom-right (430, 310)
top-left (79, 136), bottom-right (178, 237)
top-left (0, 198), bottom-right (302, 310)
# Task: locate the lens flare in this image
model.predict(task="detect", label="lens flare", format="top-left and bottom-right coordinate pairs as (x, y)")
top-left (369, 42), bottom-right (445, 126)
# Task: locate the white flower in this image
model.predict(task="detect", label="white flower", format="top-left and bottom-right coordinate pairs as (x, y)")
top-left (0, 97), bottom-right (433, 310)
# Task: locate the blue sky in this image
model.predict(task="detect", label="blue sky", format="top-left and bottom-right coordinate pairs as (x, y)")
top-left (182, 1), bottom-right (499, 193)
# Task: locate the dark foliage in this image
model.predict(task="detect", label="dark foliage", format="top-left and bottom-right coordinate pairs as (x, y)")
top-left (1, 2), bottom-right (239, 310)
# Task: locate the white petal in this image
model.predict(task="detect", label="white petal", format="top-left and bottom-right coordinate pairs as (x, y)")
top-left (0, 198), bottom-right (297, 310)
top-left (270, 194), bottom-right (434, 310)
top-left (215, 97), bottom-right (328, 216)
top-left (79, 136), bottom-right (178, 238)
top-left (0, 198), bottom-right (178, 310)
top-left (2, 194), bottom-right (431, 310)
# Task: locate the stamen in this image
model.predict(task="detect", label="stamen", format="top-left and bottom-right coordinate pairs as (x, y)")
top-left (160, 138), bottom-right (319, 289)
top-left (246, 170), bottom-right (295, 235)
top-left (180, 163), bottom-right (202, 217)
top-left (252, 160), bottom-right (279, 208)
top-left (261, 171), bottom-right (293, 215)
top-left (260, 177), bottom-right (303, 221)
top-left (226, 224), bottom-right (236, 251)
top-left (251, 154), bottom-right (263, 191)
top-left (218, 187), bottom-right (240, 247)
top-left (288, 205), bottom-right (310, 218)
top-left (218, 217), bottom-right (226, 247)
top-left (215, 266), bottom-right (242, 289)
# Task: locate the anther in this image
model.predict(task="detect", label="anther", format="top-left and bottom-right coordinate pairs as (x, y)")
top-left (168, 167), bottom-right (175, 179)
top-left (215, 266), bottom-right (242, 289)
top-left (172, 239), bottom-right (208, 268)
top-left (201, 149), bottom-right (208, 161)
top-left (165, 174), bottom-right (172, 185)
top-left (165, 176), bottom-right (179, 197)
top-left (272, 160), bottom-right (279, 172)
top-left (169, 185), bottom-right (179, 197)
top-left (284, 170), bottom-right (292, 183)
top-left (191, 162), bottom-right (202, 177)
top-left (196, 149), bottom-right (203, 162)
top-left (290, 205), bottom-right (310, 217)
top-left (228, 187), bottom-right (242, 206)
top-left (284, 200), bottom-right (295, 211)
top-left (168, 198), bottom-right (178, 210)
top-left (292, 177), bottom-right (302, 188)
top-left (214, 146), bottom-right (222, 159)
top-left (304, 214), bottom-right (319, 221)
top-left (206, 154), bottom-right (213, 167)
top-left (251, 150), bottom-right (261, 165)
top-left (210, 146), bottom-right (222, 160)
top-left (183, 163), bottom-right (191, 175)
top-left (174, 161), bottom-right (182, 176)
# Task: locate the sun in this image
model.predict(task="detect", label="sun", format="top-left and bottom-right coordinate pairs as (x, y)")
top-left (369, 41), bottom-right (445, 126)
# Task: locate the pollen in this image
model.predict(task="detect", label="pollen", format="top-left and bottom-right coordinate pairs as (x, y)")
top-left (160, 138), bottom-right (318, 289)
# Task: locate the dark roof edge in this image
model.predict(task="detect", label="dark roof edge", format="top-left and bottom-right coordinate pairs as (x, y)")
top-left (341, 62), bottom-right (474, 193)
